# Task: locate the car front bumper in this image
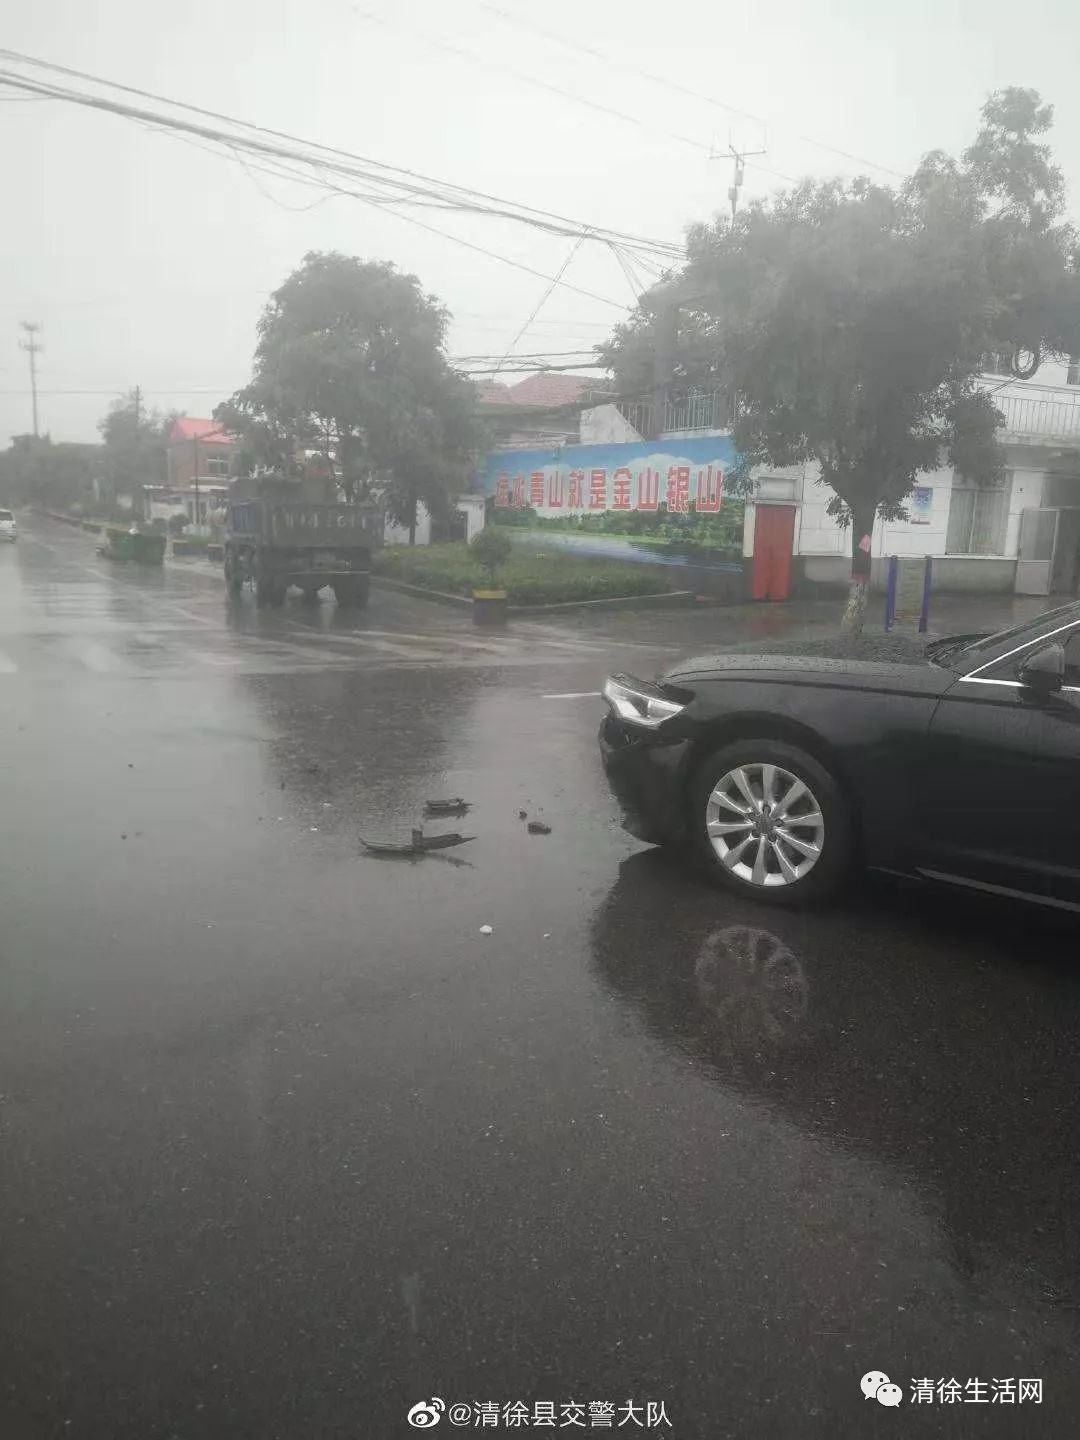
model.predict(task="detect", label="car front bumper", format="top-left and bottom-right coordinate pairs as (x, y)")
top-left (598, 713), bottom-right (691, 846)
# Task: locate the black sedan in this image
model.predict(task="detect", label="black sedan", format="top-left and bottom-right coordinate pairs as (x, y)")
top-left (599, 601), bottom-right (1080, 909)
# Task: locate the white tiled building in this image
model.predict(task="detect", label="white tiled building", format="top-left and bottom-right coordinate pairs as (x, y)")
top-left (739, 360), bottom-right (1080, 597)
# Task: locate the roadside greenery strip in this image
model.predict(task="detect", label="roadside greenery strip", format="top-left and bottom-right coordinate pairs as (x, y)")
top-left (373, 542), bottom-right (673, 606)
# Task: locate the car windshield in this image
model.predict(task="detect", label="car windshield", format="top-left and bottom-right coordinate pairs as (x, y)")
top-left (948, 602), bottom-right (1080, 670)
top-left (0, 510), bottom-right (13, 521)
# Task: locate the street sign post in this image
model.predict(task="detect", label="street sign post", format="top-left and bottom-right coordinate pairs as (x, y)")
top-left (884, 556), bottom-right (932, 633)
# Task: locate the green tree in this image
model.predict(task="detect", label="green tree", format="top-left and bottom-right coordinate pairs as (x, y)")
top-left (216, 252), bottom-right (483, 541)
top-left (0, 435), bottom-right (103, 510)
top-left (603, 89), bottom-right (1080, 632)
top-left (97, 390), bottom-right (173, 508)
top-left (469, 525), bottom-right (512, 584)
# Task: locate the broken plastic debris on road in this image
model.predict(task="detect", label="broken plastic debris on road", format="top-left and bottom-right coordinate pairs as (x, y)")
top-left (362, 828), bottom-right (475, 857)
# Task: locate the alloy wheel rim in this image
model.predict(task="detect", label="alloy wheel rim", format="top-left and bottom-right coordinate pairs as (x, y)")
top-left (705, 763), bottom-right (825, 887)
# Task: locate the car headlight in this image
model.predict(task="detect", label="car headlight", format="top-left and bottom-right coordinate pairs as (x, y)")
top-left (603, 674), bottom-right (688, 729)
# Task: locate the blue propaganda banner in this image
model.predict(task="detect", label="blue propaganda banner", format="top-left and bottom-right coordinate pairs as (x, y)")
top-left (478, 437), bottom-right (738, 516)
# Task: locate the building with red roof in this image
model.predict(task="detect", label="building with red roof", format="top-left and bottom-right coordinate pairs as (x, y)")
top-left (165, 416), bottom-right (235, 492)
top-left (163, 416), bottom-right (236, 525)
top-left (476, 372), bottom-right (614, 449)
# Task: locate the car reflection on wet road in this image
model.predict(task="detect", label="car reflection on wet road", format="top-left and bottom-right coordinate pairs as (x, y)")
top-left (2, 516), bottom-right (1080, 1439)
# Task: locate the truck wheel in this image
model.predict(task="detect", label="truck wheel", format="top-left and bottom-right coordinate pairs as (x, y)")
top-left (334, 576), bottom-right (369, 608)
top-left (224, 552), bottom-right (244, 595)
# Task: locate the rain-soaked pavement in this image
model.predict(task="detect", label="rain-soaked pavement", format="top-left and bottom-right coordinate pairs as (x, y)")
top-left (2, 515), bottom-right (1079, 1439)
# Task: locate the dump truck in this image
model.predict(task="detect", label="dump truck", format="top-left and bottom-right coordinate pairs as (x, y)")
top-left (224, 474), bottom-right (382, 608)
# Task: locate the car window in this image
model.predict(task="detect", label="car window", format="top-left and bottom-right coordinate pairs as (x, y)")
top-left (0, 510), bottom-right (13, 521)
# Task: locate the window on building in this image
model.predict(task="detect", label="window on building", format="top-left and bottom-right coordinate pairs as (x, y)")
top-left (1067, 355), bottom-right (1080, 386)
top-left (980, 349), bottom-right (1015, 377)
top-left (204, 456), bottom-right (230, 478)
top-left (945, 476), bottom-right (1011, 555)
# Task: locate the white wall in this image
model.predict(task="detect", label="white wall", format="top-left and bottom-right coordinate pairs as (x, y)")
top-left (788, 452), bottom-right (1049, 564)
top-left (148, 499), bottom-right (187, 522)
top-left (873, 459), bottom-right (953, 559)
top-left (579, 404), bottom-right (643, 444)
top-left (383, 497), bottom-right (485, 547)
top-left (384, 505), bottom-right (433, 547)
top-left (458, 495), bottom-right (486, 543)
top-left (1002, 468), bottom-right (1045, 555)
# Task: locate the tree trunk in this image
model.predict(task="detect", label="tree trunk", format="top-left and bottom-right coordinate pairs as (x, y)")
top-left (840, 500), bottom-right (876, 637)
top-left (407, 494), bottom-right (417, 546)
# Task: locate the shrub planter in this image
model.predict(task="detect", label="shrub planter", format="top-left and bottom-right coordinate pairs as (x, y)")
top-left (472, 587), bottom-right (508, 626)
top-left (132, 532), bottom-right (166, 565)
top-left (99, 529), bottom-right (165, 565)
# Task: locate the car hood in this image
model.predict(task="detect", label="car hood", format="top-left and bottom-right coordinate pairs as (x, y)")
top-left (662, 650), bottom-right (954, 696)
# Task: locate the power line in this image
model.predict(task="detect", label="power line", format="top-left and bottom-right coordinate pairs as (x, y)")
top-left (497, 234), bottom-right (588, 372)
top-left (479, 1), bottom-right (906, 182)
top-left (452, 314), bottom-right (615, 328)
top-left (356, 11), bottom-right (727, 164)
top-left (358, 10), bottom-right (797, 189)
top-left (452, 350), bottom-right (602, 361)
top-left (0, 48), bottom-right (683, 259)
top-left (460, 361), bottom-right (609, 375)
top-left (0, 69), bottom-right (660, 312)
top-left (0, 388), bottom-right (228, 395)
top-left (0, 73), bottom-right (635, 311)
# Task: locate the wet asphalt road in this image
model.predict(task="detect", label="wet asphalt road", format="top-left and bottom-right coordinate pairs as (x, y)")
top-left (2, 516), bottom-right (1080, 1439)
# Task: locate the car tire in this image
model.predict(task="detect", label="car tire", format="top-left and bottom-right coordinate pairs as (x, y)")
top-left (689, 739), bottom-right (852, 906)
top-left (334, 578), bottom-right (368, 607)
top-left (224, 550), bottom-right (244, 595)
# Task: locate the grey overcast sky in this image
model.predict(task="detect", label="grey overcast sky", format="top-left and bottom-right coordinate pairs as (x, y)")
top-left (2, 0), bottom-right (1080, 443)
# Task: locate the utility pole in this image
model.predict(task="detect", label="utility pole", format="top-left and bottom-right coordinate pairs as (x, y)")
top-left (193, 435), bottom-right (200, 532)
top-left (133, 386), bottom-right (143, 521)
top-left (725, 142), bottom-right (766, 224)
top-left (19, 322), bottom-right (42, 438)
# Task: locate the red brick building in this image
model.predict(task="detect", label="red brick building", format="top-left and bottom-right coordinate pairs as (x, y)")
top-left (165, 417), bottom-right (235, 490)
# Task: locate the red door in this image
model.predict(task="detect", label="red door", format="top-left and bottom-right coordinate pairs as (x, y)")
top-left (752, 505), bottom-right (796, 601)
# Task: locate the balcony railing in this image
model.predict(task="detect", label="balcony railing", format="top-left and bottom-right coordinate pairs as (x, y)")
top-left (616, 388), bottom-right (731, 438)
top-left (994, 391), bottom-right (1080, 443)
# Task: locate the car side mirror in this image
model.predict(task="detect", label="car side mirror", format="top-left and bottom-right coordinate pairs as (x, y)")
top-left (1018, 642), bottom-right (1065, 694)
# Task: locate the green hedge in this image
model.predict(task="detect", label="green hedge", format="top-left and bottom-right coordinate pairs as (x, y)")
top-left (373, 542), bottom-right (673, 605)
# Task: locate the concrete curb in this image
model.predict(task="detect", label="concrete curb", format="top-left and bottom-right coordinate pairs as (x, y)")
top-left (371, 576), bottom-right (472, 608)
top-left (371, 575), bottom-right (693, 615)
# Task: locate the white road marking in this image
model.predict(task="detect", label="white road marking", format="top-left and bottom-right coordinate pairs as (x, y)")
top-left (541, 691), bottom-right (602, 699)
